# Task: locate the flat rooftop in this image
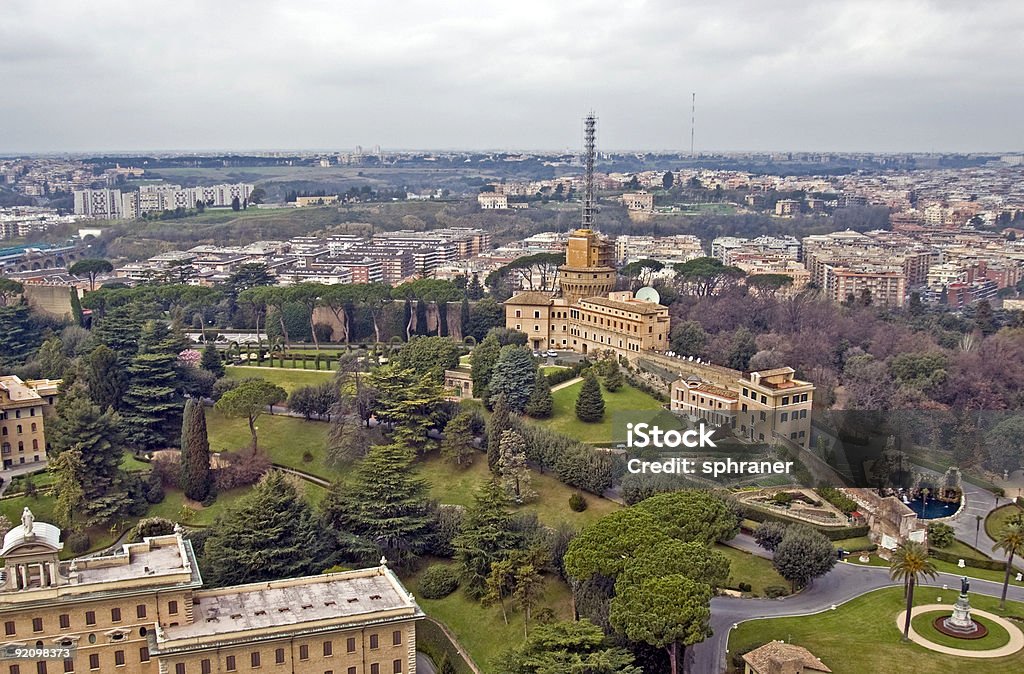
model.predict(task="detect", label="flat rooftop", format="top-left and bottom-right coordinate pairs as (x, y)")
top-left (161, 569), bottom-right (416, 641)
top-left (74, 541), bottom-right (188, 585)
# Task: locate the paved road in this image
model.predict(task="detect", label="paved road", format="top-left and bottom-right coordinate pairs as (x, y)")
top-left (948, 480), bottom-right (1022, 572)
top-left (687, 562), bottom-right (1024, 674)
top-left (415, 651), bottom-right (437, 674)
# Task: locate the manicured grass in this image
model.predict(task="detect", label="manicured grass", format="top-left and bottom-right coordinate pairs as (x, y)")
top-left (943, 539), bottom-right (992, 562)
top-left (121, 452), bottom-right (152, 472)
top-left (403, 559), bottom-right (574, 670)
top-left (146, 487), bottom-right (251, 527)
top-left (910, 610), bottom-right (1010, 651)
top-left (224, 365), bottom-right (334, 394)
top-left (205, 409), bottom-right (344, 481)
top-left (415, 451), bottom-right (619, 529)
top-left (538, 380), bottom-right (664, 444)
top-left (986, 503), bottom-right (1024, 541)
top-left (846, 554), bottom-right (1024, 586)
top-left (728, 587), bottom-right (1024, 673)
top-left (833, 536), bottom-right (875, 552)
top-left (714, 544), bottom-right (788, 595)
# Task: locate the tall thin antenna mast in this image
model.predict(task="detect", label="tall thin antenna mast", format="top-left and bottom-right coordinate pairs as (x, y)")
top-left (582, 112), bottom-right (597, 229)
top-left (690, 93), bottom-right (696, 158)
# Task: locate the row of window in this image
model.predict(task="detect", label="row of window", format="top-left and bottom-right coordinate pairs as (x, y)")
top-left (4, 602), bottom-right (174, 636)
top-left (0, 423), bottom-right (38, 435)
top-left (1, 441), bottom-right (40, 454)
top-left (0, 407), bottom-right (40, 420)
top-left (179, 656), bottom-right (404, 674)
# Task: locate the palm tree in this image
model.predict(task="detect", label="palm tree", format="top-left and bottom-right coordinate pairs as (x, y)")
top-left (995, 523), bottom-right (1024, 609)
top-left (889, 541), bottom-right (937, 641)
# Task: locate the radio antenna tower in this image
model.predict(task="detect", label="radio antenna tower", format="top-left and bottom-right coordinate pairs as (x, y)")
top-left (690, 93), bottom-right (696, 157)
top-left (582, 112), bottom-right (597, 229)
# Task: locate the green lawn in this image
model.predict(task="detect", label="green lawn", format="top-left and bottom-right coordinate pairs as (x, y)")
top-left (146, 487), bottom-right (251, 526)
top-left (911, 610), bottom-right (1010, 651)
top-left (415, 451), bottom-right (619, 529)
top-left (942, 539), bottom-right (992, 562)
top-left (205, 409), bottom-right (344, 481)
top-left (538, 380), bottom-right (664, 444)
top-left (845, 554), bottom-right (1024, 586)
top-left (714, 544), bottom-right (788, 595)
top-left (403, 559), bottom-right (574, 670)
top-left (728, 587), bottom-right (1024, 673)
top-left (224, 365), bottom-right (335, 394)
top-left (986, 503), bottom-right (1024, 540)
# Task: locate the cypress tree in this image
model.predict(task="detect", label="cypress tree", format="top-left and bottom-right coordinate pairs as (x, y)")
top-left (575, 372), bottom-right (605, 423)
top-left (471, 334), bottom-right (501, 400)
top-left (415, 300), bottom-right (429, 336)
top-left (460, 298), bottom-right (471, 339)
top-left (204, 472), bottom-right (322, 586)
top-left (180, 398), bottom-right (212, 502)
top-left (524, 372), bottom-right (553, 419)
top-left (321, 443), bottom-right (436, 568)
top-left (488, 394), bottom-right (512, 473)
top-left (604, 359), bottom-right (624, 392)
top-left (200, 342), bottom-right (225, 378)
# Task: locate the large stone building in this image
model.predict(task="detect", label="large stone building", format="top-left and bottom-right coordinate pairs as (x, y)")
top-left (0, 376), bottom-right (60, 469)
top-left (0, 512), bottom-right (423, 674)
top-left (671, 367), bottom-right (815, 448)
top-left (504, 229), bottom-right (669, 356)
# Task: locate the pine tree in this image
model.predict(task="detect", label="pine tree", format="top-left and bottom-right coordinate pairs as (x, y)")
top-left (84, 345), bottom-right (127, 411)
top-left (204, 472), bottom-right (322, 586)
top-left (91, 305), bottom-right (142, 357)
top-left (0, 302), bottom-right (38, 367)
top-left (47, 388), bottom-right (125, 502)
top-left (466, 273), bottom-right (485, 300)
top-left (454, 481), bottom-right (522, 599)
top-left (524, 372), bottom-right (553, 419)
top-left (50, 446), bottom-right (86, 529)
top-left (180, 398), bottom-right (212, 502)
top-left (121, 321), bottom-right (185, 451)
top-left (460, 298), bottom-right (471, 339)
top-left (321, 443), bottom-right (436, 568)
top-left (200, 343), bottom-right (225, 378)
top-left (488, 346), bottom-right (537, 413)
top-left (575, 372), bottom-right (605, 423)
top-left (441, 411), bottom-right (476, 467)
top-left (604, 359), bottom-right (624, 392)
top-left (471, 334), bottom-right (501, 400)
top-left (497, 430), bottom-right (534, 503)
top-left (488, 394), bottom-right (512, 473)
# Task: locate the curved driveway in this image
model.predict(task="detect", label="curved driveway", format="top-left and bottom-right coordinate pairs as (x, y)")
top-left (688, 556), bottom-right (1024, 673)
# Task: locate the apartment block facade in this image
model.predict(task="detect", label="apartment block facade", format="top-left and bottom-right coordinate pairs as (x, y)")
top-left (0, 376), bottom-right (60, 468)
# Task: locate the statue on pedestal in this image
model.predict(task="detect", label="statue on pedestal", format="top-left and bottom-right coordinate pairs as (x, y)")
top-left (21, 508), bottom-right (34, 536)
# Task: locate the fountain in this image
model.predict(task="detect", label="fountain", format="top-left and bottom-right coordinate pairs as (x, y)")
top-left (935, 577), bottom-right (987, 639)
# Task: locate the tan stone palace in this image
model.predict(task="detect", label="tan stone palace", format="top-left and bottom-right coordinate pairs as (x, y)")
top-left (0, 511), bottom-right (422, 674)
top-left (504, 228), bottom-right (669, 356)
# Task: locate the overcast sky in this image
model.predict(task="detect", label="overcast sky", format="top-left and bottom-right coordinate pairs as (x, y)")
top-left (1, 0), bottom-right (1022, 153)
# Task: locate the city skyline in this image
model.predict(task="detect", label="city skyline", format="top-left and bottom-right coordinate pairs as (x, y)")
top-left (2, 0), bottom-right (1022, 154)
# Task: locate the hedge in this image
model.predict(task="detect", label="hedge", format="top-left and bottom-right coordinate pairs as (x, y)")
top-left (742, 504), bottom-right (869, 541)
top-left (929, 547), bottom-right (1006, 571)
top-left (511, 418), bottom-right (614, 496)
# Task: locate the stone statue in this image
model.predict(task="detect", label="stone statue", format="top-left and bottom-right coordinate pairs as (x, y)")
top-left (21, 508), bottom-right (33, 536)
top-left (961, 576), bottom-right (970, 595)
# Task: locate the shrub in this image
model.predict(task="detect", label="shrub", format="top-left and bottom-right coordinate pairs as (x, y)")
top-left (151, 453), bottom-right (181, 488)
top-left (764, 585), bottom-right (789, 598)
top-left (927, 521), bottom-right (956, 548)
top-left (772, 491), bottom-right (794, 505)
top-left (817, 486), bottom-right (859, 514)
top-left (431, 505), bottom-right (465, 558)
top-left (66, 531), bottom-right (91, 554)
top-left (302, 450), bottom-right (314, 463)
top-left (214, 451), bottom-right (271, 491)
top-left (419, 565), bottom-right (460, 600)
top-left (568, 493), bottom-right (587, 512)
top-left (131, 517), bottom-right (176, 542)
top-left (201, 493), bottom-right (217, 508)
top-left (737, 582), bottom-right (752, 592)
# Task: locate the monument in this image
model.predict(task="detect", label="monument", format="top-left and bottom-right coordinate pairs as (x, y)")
top-left (936, 576), bottom-right (987, 638)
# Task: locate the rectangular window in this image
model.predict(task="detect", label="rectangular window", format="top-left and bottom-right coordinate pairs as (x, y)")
top-left (111, 608), bottom-right (121, 623)
top-left (323, 641), bottom-right (332, 656)
top-left (393, 660), bottom-right (402, 674)
top-left (275, 648), bottom-right (285, 664)
top-left (168, 600), bottom-right (179, 615)
top-left (175, 665), bottom-right (185, 674)
top-left (200, 661), bottom-right (210, 674)
top-left (348, 669), bottom-right (357, 674)
top-left (139, 648), bottom-right (150, 663)
top-left (5, 621), bottom-right (14, 636)
top-left (63, 663), bottom-right (73, 674)
top-left (9, 665), bottom-right (18, 674)
top-left (369, 634), bottom-right (379, 649)
top-left (34, 664), bottom-right (45, 674)
top-left (85, 611), bottom-right (96, 626)
top-left (114, 651), bottom-right (124, 667)
top-left (250, 652), bottom-right (260, 668)
top-left (32, 618), bottom-right (42, 633)
top-left (225, 655), bottom-right (236, 671)
top-left (782, 396), bottom-right (789, 405)
top-left (89, 656), bottom-right (99, 671)
top-left (346, 638), bottom-right (356, 653)
top-left (59, 615), bottom-right (70, 629)
top-left (299, 645), bottom-right (308, 661)
top-left (136, 605), bottom-right (147, 619)
top-left (370, 665), bottom-right (379, 674)
top-left (392, 631), bottom-right (402, 646)
top-left (780, 412), bottom-right (788, 422)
